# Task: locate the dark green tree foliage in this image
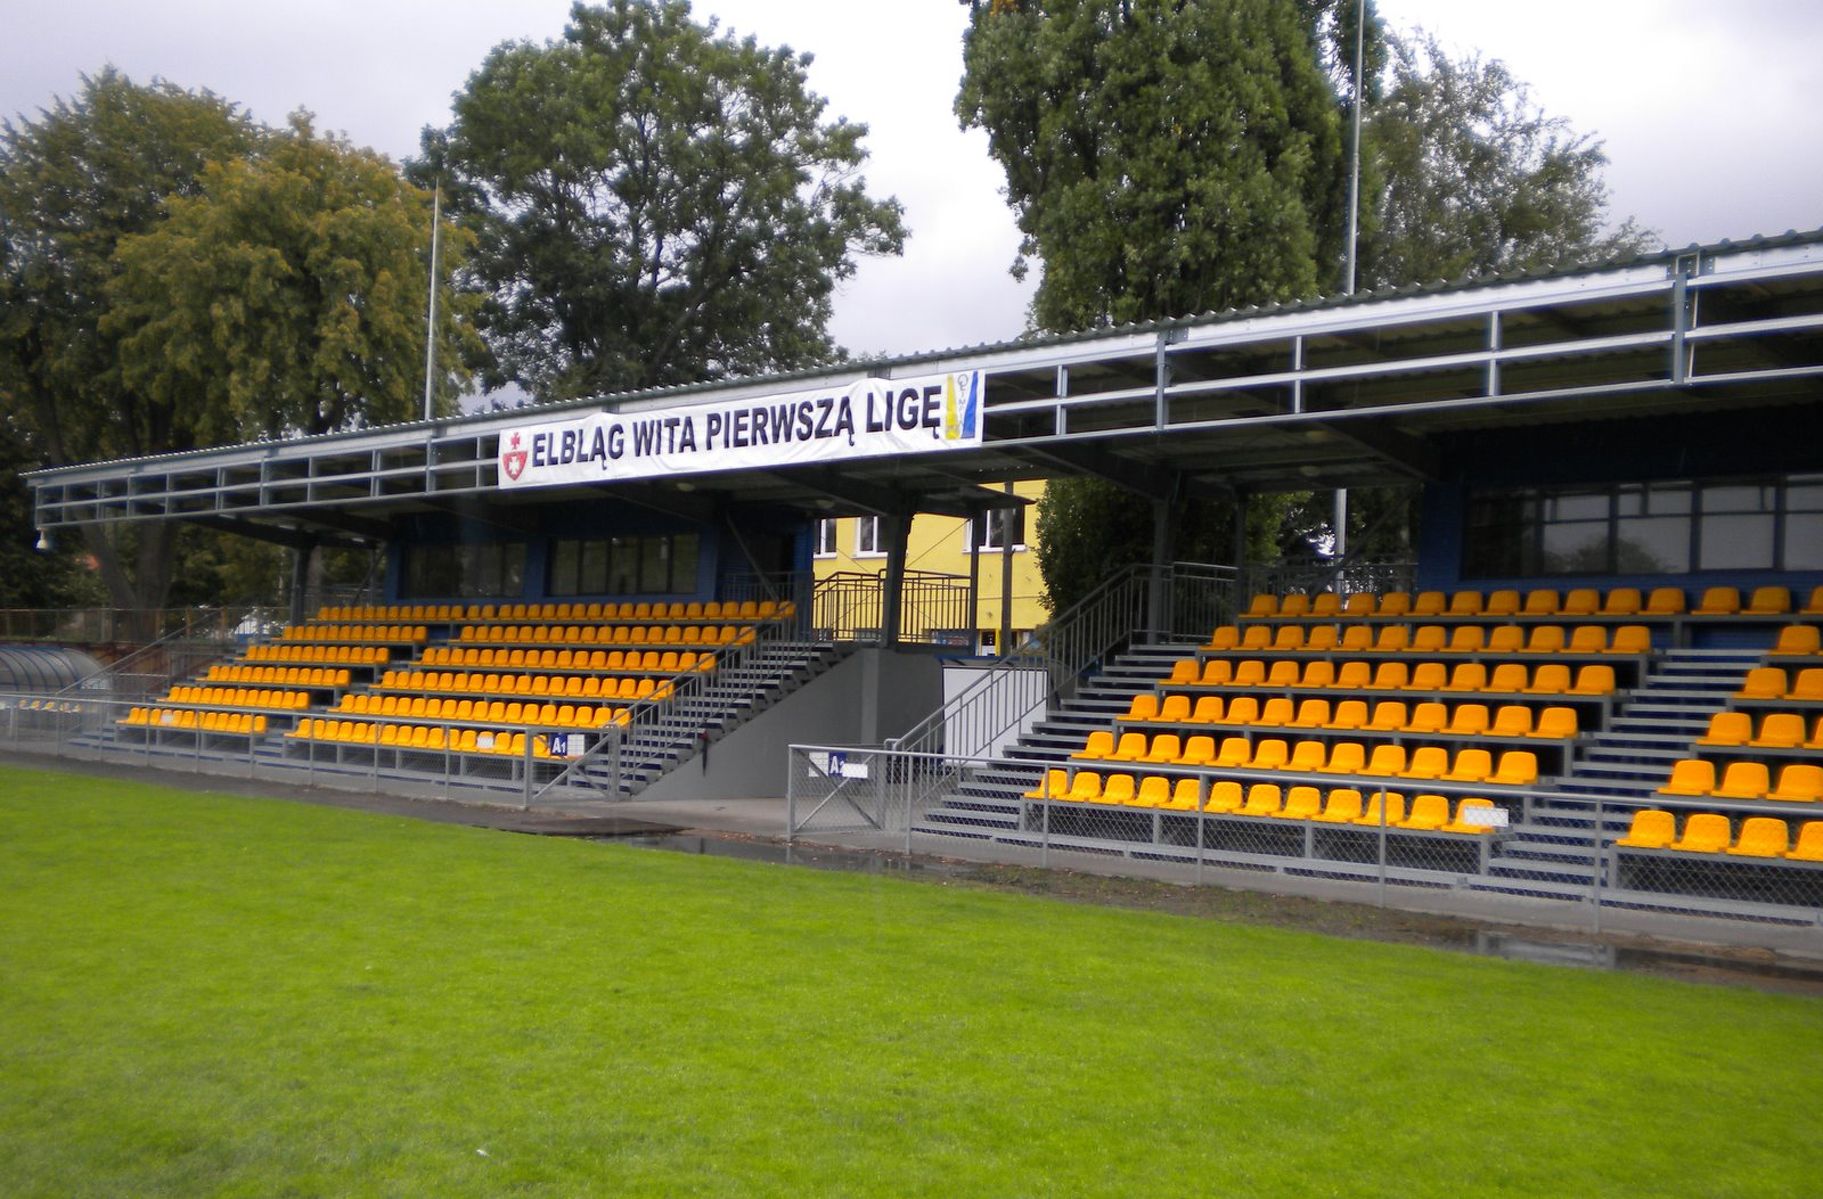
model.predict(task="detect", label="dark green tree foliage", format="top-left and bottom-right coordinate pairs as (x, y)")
top-left (425, 0), bottom-right (906, 399)
top-left (958, 0), bottom-right (1349, 332)
top-left (0, 70), bottom-right (257, 612)
top-left (1358, 33), bottom-right (1654, 289)
top-left (106, 112), bottom-right (483, 442)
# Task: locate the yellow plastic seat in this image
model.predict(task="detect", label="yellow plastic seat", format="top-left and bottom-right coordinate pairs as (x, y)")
top-left (1206, 626), bottom-right (1241, 651)
top-left (1342, 593), bottom-right (1376, 618)
top-left (1155, 695), bottom-right (1192, 724)
top-left (1524, 589), bottom-right (1563, 617)
top-left (1644, 587), bottom-right (1685, 616)
top-left (1401, 746), bottom-right (1450, 780)
top-left (1443, 626), bottom-right (1485, 654)
top-left (1214, 737), bottom-right (1253, 768)
top-left (1767, 764), bottom-right (1823, 803)
top-left (1189, 696), bottom-right (1224, 724)
top-left (1490, 705), bottom-right (1533, 737)
top-left (1788, 821), bottom-right (1823, 862)
top-left (1371, 626), bottom-right (1410, 653)
top-left (1369, 662), bottom-right (1409, 690)
top-left (1332, 662), bottom-right (1373, 690)
top-left (1669, 812), bottom-right (1732, 853)
top-left (1289, 699), bottom-right (1332, 729)
top-left (1440, 663), bottom-right (1487, 693)
top-left (1441, 748), bottom-right (1493, 783)
top-left (1712, 761), bottom-right (1770, 800)
top-left (1485, 626), bottom-right (1525, 654)
top-left (1565, 626), bottom-right (1607, 654)
top-left (1139, 734), bottom-right (1183, 764)
top-left (1265, 661), bottom-right (1301, 688)
top-left (1259, 697), bottom-right (1296, 726)
top-left (1736, 667), bottom-right (1787, 700)
top-left (1240, 626), bottom-right (1273, 652)
top-left (1376, 592), bottom-right (1411, 617)
top-left (1361, 744), bottom-right (1407, 777)
top-left (1309, 593), bottom-right (1342, 619)
top-left (1271, 625), bottom-right (1306, 652)
top-left (1410, 591), bottom-right (1446, 617)
top-left (1203, 780), bottom-right (1245, 814)
top-left (1315, 741), bottom-right (1367, 776)
top-left (1072, 731), bottom-right (1115, 760)
top-left (1287, 740), bottom-right (1327, 773)
top-left (1352, 791), bottom-right (1406, 826)
top-left (1219, 697), bottom-right (1259, 726)
top-left (1746, 586), bottom-right (1792, 616)
top-left (1338, 626), bottom-right (1375, 653)
top-left (1065, 771), bottom-right (1103, 803)
top-left (1278, 594), bottom-right (1311, 619)
top-left (1398, 793), bottom-right (1452, 831)
top-left (1525, 626), bottom-right (1566, 654)
top-left (1606, 626), bottom-right (1652, 655)
top-left (1174, 728), bottom-right (1217, 765)
top-left (1484, 589), bottom-right (1521, 617)
top-left (1479, 750), bottom-right (1535, 786)
top-left (1240, 784), bottom-right (1283, 817)
top-left (1271, 785), bottom-right (1324, 820)
top-left (1299, 661), bottom-right (1337, 689)
top-left (1771, 625), bottom-right (1822, 656)
top-left (1567, 665), bottom-right (1616, 696)
top-left (1100, 774), bottom-right (1138, 806)
top-left (1168, 778), bottom-right (1205, 811)
top-left (1749, 712), bottom-right (1807, 748)
top-left (1614, 809), bottom-right (1677, 849)
top-left (1166, 658), bottom-right (1201, 685)
top-left (1231, 661), bottom-right (1267, 687)
top-left (1657, 758), bottom-right (1715, 797)
top-left (1727, 817), bottom-right (1790, 858)
top-left (1488, 663), bottom-right (1530, 693)
top-left (1302, 626), bottom-right (1339, 653)
top-left (1330, 700), bottom-right (1368, 731)
top-left (1531, 707), bottom-right (1578, 739)
top-left (1244, 594), bottom-right (1278, 618)
top-left (1312, 788), bottom-right (1365, 824)
top-left (1365, 700), bottom-right (1408, 731)
top-left (1410, 626), bottom-right (1448, 653)
top-left (1200, 659), bottom-right (1234, 686)
top-left (1134, 776), bottom-right (1173, 809)
top-left (1124, 694), bottom-right (1160, 722)
top-left (1693, 586), bottom-right (1741, 616)
top-left (1804, 587), bottom-right (1823, 616)
top-left (1404, 662), bottom-right (1448, 692)
top-left (1447, 703), bottom-right (1491, 737)
top-left (1405, 701), bottom-right (1449, 734)
top-left (1249, 739), bottom-right (1290, 771)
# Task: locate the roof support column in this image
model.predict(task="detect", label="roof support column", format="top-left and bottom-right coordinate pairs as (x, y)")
top-left (1147, 495), bottom-right (1179, 642)
top-left (288, 543), bottom-right (316, 625)
top-left (878, 510), bottom-right (911, 648)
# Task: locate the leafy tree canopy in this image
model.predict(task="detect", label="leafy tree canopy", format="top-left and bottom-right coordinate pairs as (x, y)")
top-left (421, 0), bottom-right (907, 399)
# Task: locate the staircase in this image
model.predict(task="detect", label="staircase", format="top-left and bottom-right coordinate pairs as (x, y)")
top-left (1478, 647), bottom-right (1762, 899)
top-left (912, 642), bottom-right (1193, 842)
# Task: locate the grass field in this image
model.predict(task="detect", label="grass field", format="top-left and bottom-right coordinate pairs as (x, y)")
top-left (2, 763), bottom-right (1820, 1196)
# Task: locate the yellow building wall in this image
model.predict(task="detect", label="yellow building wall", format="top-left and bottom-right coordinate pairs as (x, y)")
top-left (810, 479), bottom-right (1049, 651)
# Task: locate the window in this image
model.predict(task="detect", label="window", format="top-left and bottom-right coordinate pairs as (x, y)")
top-left (970, 506), bottom-right (1027, 551)
top-left (548, 533), bottom-right (699, 596)
top-left (855, 516), bottom-right (882, 556)
top-left (1464, 476), bottom-right (1811, 577)
top-left (814, 519), bottom-right (838, 557)
top-left (404, 541), bottom-right (526, 599)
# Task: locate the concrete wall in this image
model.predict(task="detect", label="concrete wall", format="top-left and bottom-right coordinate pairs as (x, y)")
top-left (636, 647), bottom-right (943, 801)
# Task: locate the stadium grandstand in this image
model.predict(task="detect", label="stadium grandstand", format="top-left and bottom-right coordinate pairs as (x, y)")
top-left (17, 227), bottom-right (1823, 931)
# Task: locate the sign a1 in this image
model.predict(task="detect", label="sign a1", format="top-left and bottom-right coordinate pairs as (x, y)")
top-left (498, 370), bottom-right (983, 490)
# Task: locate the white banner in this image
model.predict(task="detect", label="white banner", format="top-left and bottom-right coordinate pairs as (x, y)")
top-left (496, 369), bottom-right (983, 489)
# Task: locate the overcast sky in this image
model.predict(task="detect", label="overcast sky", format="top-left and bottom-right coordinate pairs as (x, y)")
top-left (5, 0), bottom-right (1820, 365)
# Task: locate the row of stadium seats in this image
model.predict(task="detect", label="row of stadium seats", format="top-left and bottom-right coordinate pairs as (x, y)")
top-left (1072, 732), bottom-right (1540, 785)
top-left (419, 646), bottom-right (714, 673)
top-left (1025, 769), bottom-right (1501, 831)
top-left (1164, 657), bottom-right (1616, 696)
top-left (161, 685), bottom-right (311, 712)
top-left (453, 623), bottom-right (752, 647)
top-left (1121, 694), bottom-right (1579, 739)
top-left (1207, 623), bottom-right (1652, 655)
top-left (1245, 585), bottom-right (1823, 620)
top-left (119, 708), bottom-right (269, 735)
top-left (1616, 809), bottom-right (1823, 859)
top-left (314, 599), bottom-right (794, 623)
top-left (376, 670), bottom-right (673, 701)
top-left (1696, 712), bottom-right (1823, 750)
top-left (278, 624), bottom-right (428, 644)
top-left (333, 694), bottom-right (628, 728)
top-left (1736, 667), bottom-right (1823, 702)
top-left (247, 645), bottom-right (390, 666)
top-left (287, 719), bottom-right (563, 757)
top-left (203, 665), bottom-right (351, 688)
top-left (1658, 760), bottom-right (1823, 803)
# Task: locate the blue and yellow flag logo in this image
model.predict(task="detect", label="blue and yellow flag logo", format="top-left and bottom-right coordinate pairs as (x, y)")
top-left (944, 371), bottom-right (980, 442)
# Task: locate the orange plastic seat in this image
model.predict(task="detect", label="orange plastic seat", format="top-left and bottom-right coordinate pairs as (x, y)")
top-left (1133, 776), bottom-right (1172, 809)
top-left (1299, 661), bottom-right (1337, 689)
top-left (1523, 664), bottom-right (1571, 695)
top-left (1410, 626), bottom-right (1448, 654)
top-left (1485, 626), bottom-right (1525, 654)
top-left (1271, 785), bottom-right (1324, 820)
top-left (1214, 737), bottom-right (1253, 768)
top-left (1190, 696), bottom-right (1224, 724)
top-left (1203, 780), bottom-right (1245, 814)
top-left (1692, 586), bottom-right (1741, 616)
top-left (1365, 700), bottom-right (1408, 731)
top-left (1398, 793), bottom-right (1452, 831)
top-left (1272, 625), bottom-right (1306, 652)
top-left (1440, 663), bottom-right (1488, 693)
top-left (1736, 666), bottom-right (1788, 700)
top-left (1333, 662), bottom-right (1373, 690)
top-left (1525, 626), bottom-right (1566, 654)
top-left (1727, 817), bottom-right (1790, 858)
top-left (1405, 702), bottom-right (1449, 734)
top-left (1560, 588), bottom-right (1599, 616)
top-left (1301, 625), bottom-right (1339, 653)
top-left (1064, 771), bottom-right (1104, 803)
top-left (1249, 739), bottom-right (1291, 771)
top-left (1371, 626), bottom-right (1410, 653)
top-left (1155, 695), bottom-right (1192, 724)
top-left (1767, 764), bottom-right (1823, 803)
top-left (1206, 626), bottom-right (1241, 651)
top-left (1804, 587), bottom-right (1823, 616)
top-left (1352, 791), bottom-right (1406, 826)
top-left (1342, 593), bottom-right (1376, 618)
top-left (1696, 712), bottom-right (1752, 746)
top-left (1401, 746), bottom-right (1450, 780)
top-left (1231, 661), bottom-right (1267, 687)
top-left (1288, 699), bottom-right (1332, 729)
top-left (1200, 659), bottom-right (1234, 686)
top-left (1338, 626), bottom-right (1375, 653)
top-left (1531, 707), bottom-right (1579, 739)
top-left (1220, 697), bottom-right (1260, 726)
top-left (1100, 774), bottom-right (1138, 806)
top-left (1746, 586), bottom-right (1792, 615)
top-left (1771, 625), bottom-right (1822, 656)
top-left (1711, 761), bottom-right (1771, 800)
top-left (1168, 778), bottom-right (1205, 811)
top-left (1443, 626), bottom-right (1485, 654)
top-left (1265, 661), bottom-right (1301, 688)
top-left (1240, 626), bottom-right (1273, 651)
top-left (1239, 784), bottom-right (1283, 817)
top-left (1411, 591), bottom-right (1446, 617)
top-left (1072, 731), bottom-right (1115, 760)
top-left (1330, 701), bottom-right (1369, 731)
top-left (1606, 626), bottom-right (1652, 655)
top-left (1488, 663), bottom-right (1530, 693)
top-left (1124, 694), bottom-right (1161, 722)
top-left (1668, 812), bottom-right (1732, 853)
top-left (1259, 697), bottom-right (1297, 726)
top-left (1602, 587), bottom-right (1643, 616)
top-left (1139, 734), bottom-right (1183, 764)
top-left (1361, 744), bottom-right (1407, 777)
top-left (1107, 732), bottom-right (1150, 762)
top-left (1313, 788), bottom-right (1366, 823)
top-left (1287, 740), bottom-right (1328, 773)
top-left (1316, 741), bottom-right (1367, 775)
top-left (1244, 594), bottom-right (1278, 618)
top-left (1565, 626), bottom-right (1607, 654)
top-left (1309, 593), bottom-right (1342, 619)
top-left (1567, 665), bottom-right (1617, 695)
top-left (1487, 751), bottom-right (1539, 786)
top-left (1749, 712), bottom-right (1807, 749)
top-left (1441, 748), bottom-right (1493, 783)
top-left (1369, 662), bottom-right (1409, 690)
top-left (1375, 592), bottom-right (1411, 617)
top-left (1167, 658), bottom-right (1201, 686)
top-left (1405, 662), bottom-right (1449, 692)
top-left (1644, 587), bottom-right (1686, 616)
top-left (1177, 735), bottom-right (1217, 766)
top-left (1614, 808), bottom-right (1677, 849)
top-left (1484, 589), bottom-right (1522, 617)
top-left (1788, 821), bottom-right (1823, 861)
top-left (1447, 704), bottom-right (1491, 737)
top-left (1490, 705), bottom-right (1534, 737)
top-left (1790, 669), bottom-right (1823, 700)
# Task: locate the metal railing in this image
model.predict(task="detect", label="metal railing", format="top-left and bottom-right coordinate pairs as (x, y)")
top-left (51, 606), bottom-right (283, 701)
top-left (809, 569), bottom-right (973, 646)
top-left (784, 743), bottom-right (1823, 945)
top-left (1241, 558), bottom-right (1417, 604)
top-left (0, 605), bottom-right (281, 647)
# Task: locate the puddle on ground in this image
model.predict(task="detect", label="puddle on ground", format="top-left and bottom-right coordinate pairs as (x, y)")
top-left (603, 832), bottom-right (1823, 996)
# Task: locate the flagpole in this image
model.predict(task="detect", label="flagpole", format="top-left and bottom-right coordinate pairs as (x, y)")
top-left (423, 179), bottom-right (442, 422)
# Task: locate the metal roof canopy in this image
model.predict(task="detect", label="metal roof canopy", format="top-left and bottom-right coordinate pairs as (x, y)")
top-left (29, 230), bottom-right (1823, 550)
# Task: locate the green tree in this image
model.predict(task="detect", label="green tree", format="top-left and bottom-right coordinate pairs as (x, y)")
top-left (1358, 32), bottom-right (1655, 289)
top-left (106, 112), bottom-right (483, 441)
top-left (422, 0), bottom-right (906, 399)
top-left (958, 0), bottom-right (1351, 332)
top-left (0, 69), bottom-right (257, 613)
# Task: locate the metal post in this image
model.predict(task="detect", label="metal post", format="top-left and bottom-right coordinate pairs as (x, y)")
top-left (1343, 0), bottom-right (1366, 297)
top-left (879, 511), bottom-right (910, 648)
top-left (966, 510), bottom-right (982, 653)
top-left (1592, 796), bottom-right (1605, 934)
top-left (999, 485), bottom-right (1015, 656)
top-left (522, 730), bottom-right (535, 809)
top-left (786, 751), bottom-right (797, 846)
top-left (423, 180), bottom-right (442, 422)
top-left (1376, 783), bottom-right (1388, 909)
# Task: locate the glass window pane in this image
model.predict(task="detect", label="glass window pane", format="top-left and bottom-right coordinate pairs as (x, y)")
top-left (1702, 484), bottom-right (1772, 514)
top-left (1698, 513), bottom-right (1775, 569)
top-left (1615, 516), bottom-right (1690, 573)
top-left (1783, 513), bottom-right (1823, 569)
top-left (1542, 523), bottom-right (1609, 573)
top-left (607, 536), bottom-right (638, 594)
top-left (640, 536), bottom-right (669, 593)
top-left (549, 539), bottom-right (581, 597)
top-left (580, 540), bottom-right (610, 594)
top-left (1549, 492), bottom-right (1608, 521)
top-left (1645, 485), bottom-right (1691, 515)
top-left (1786, 483), bottom-right (1823, 512)
top-left (671, 534), bottom-right (700, 592)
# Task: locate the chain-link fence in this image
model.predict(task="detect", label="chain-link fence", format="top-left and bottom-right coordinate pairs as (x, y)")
top-left (786, 743), bottom-right (1823, 942)
top-left (0, 689), bottom-right (629, 809)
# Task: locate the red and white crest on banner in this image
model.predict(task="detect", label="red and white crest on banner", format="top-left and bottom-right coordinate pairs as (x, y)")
top-left (501, 432), bottom-right (528, 481)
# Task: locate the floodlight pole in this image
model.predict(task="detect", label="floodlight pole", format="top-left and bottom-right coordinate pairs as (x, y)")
top-left (423, 180), bottom-right (442, 423)
top-left (1335, 0), bottom-right (1368, 564)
